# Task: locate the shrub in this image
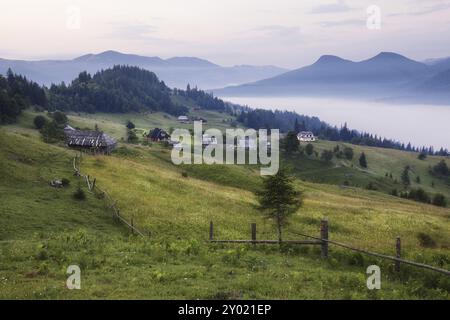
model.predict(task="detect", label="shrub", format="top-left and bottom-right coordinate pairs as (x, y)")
top-left (343, 147), bottom-right (354, 160)
top-left (305, 143), bottom-right (314, 156)
top-left (61, 178), bottom-right (70, 187)
top-left (417, 232), bottom-right (437, 248)
top-left (126, 120), bottom-right (135, 130)
top-left (73, 185), bottom-right (86, 200)
top-left (40, 120), bottom-right (65, 143)
top-left (50, 111), bottom-right (68, 125)
top-left (432, 160), bottom-right (449, 176)
top-left (365, 182), bottom-right (377, 191)
top-left (33, 115), bottom-right (47, 129)
top-left (432, 194), bottom-right (447, 207)
top-left (408, 188), bottom-right (430, 204)
top-left (418, 153), bottom-right (427, 160)
top-left (320, 150), bottom-right (333, 163)
top-left (127, 129), bottom-right (138, 143)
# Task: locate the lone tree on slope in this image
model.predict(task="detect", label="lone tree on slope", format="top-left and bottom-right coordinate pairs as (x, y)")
top-left (359, 152), bottom-right (368, 168)
top-left (256, 169), bottom-right (302, 243)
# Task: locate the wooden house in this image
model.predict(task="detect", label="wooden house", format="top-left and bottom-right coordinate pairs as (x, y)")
top-left (64, 126), bottom-right (117, 154)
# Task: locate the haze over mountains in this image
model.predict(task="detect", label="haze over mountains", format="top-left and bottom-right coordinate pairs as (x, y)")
top-left (0, 50), bottom-right (287, 90)
top-left (215, 52), bottom-right (450, 104)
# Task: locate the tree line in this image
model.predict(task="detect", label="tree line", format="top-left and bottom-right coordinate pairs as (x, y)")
top-left (0, 69), bottom-right (47, 124)
top-left (47, 66), bottom-right (188, 116)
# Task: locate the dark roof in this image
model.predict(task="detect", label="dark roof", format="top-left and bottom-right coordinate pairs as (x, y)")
top-left (65, 130), bottom-right (117, 147)
top-left (148, 128), bottom-right (170, 140)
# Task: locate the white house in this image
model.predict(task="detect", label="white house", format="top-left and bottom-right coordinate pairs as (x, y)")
top-left (177, 115), bottom-right (189, 123)
top-left (202, 134), bottom-right (218, 146)
top-left (297, 131), bottom-right (316, 142)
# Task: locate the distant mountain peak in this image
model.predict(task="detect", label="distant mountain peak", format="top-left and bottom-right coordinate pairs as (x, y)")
top-left (315, 55), bottom-right (352, 65)
top-left (165, 56), bottom-right (218, 68)
top-left (367, 52), bottom-right (411, 62)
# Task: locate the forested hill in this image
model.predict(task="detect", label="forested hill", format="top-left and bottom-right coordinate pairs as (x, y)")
top-left (48, 65), bottom-right (188, 115)
top-left (0, 69), bottom-right (47, 124)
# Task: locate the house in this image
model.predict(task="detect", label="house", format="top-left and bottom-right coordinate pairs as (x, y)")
top-left (147, 128), bottom-right (170, 142)
top-left (177, 115), bottom-right (189, 123)
top-left (202, 134), bottom-right (218, 146)
top-left (64, 127), bottom-right (117, 154)
top-left (297, 131), bottom-right (316, 142)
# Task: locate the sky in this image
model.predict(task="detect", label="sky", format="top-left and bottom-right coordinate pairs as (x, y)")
top-left (1, 0), bottom-right (450, 68)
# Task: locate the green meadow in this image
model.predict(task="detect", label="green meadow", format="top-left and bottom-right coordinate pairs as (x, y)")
top-left (0, 111), bottom-right (449, 299)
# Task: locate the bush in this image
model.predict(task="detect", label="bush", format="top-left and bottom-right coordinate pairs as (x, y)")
top-left (40, 120), bottom-right (65, 143)
top-left (408, 188), bottom-right (430, 204)
top-left (126, 120), bottom-right (135, 130)
top-left (320, 150), bottom-right (333, 162)
top-left (73, 185), bottom-right (86, 200)
top-left (417, 232), bottom-right (437, 248)
top-left (432, 160), bottom-right (449, 176)
top-left (365, 182), bottom-right (377, 191)
top-left (343, 147), bottom-right (354, 160)
top-left (50, 111), bottom-right (68, 125)
top-left (305, 143), bottom-right (314, 156)
top-left (418, 153), bottom-right (427, 160)
top-left (33, 115), bottom-right (47, 129)
top-left (127, 129), bottom-right (138, 143)
top-left (432, 194), bottom-right (447, 207)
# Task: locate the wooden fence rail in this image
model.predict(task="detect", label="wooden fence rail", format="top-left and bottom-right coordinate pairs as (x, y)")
top-left (73, 155), bottom-right (146, 237)
top-left (209, 220), bottom-right (450, 277)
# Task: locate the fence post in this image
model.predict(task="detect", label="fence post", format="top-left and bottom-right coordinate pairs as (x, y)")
top-left (251, 223), bottom-right (257, 244)
top-left (395, 236), bottom-right (401, 272)
top-left (320, 218), bottom-right (329, 259)
top-left (209, 221), bottom-right (214, 241)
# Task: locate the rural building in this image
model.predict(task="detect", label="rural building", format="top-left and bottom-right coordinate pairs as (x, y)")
top-left (147, 128), bottom-right (170, 142)
top-left (297, 131), bottom-right (316, 142)
top-left (64, 126), bottom-right (117, 154)
top-left (202, 134), bottom-right (218, 146)
top-left (177, 115), bottom-right (189, 123)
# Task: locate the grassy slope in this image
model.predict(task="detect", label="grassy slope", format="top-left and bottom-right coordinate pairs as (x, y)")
top-left (287, 140), bottom-right (450, 198)
top-left (0, 113), bottom-right (450, 299)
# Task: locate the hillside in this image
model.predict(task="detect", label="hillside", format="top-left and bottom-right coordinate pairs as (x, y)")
top-left (1, 111), bottom-right (449, 299)
top-left (48, 66), bottom-right (187, 115)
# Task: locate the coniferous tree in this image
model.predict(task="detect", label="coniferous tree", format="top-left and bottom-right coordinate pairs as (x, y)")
top-left (256, 170), bottom-right (302, 243)
top-left (359, 152), bottom-right (368, 168)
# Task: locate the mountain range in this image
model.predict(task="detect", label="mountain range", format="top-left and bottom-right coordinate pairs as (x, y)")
top-left (0, 50), bottom-right (287, 90)
top-left (214, 52), bottom-right (450, 104)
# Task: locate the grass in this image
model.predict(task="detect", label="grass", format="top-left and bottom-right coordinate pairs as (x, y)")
top-left (286, 140), bottom-right (450, 199)
top-left (0, 111), bottom-right (449, 299)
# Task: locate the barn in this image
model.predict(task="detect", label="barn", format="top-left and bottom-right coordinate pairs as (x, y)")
top-left (64, 126), bottom-right (117, 154)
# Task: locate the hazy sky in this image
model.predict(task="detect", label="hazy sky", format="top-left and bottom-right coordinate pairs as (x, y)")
top-left (1, 0), bottom-right (450, 68)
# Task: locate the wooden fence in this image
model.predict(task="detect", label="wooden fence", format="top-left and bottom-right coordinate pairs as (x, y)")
top-left (209, 219), bottom-right (450, 277)
top-left (73, 154), bottom-right (146, 237)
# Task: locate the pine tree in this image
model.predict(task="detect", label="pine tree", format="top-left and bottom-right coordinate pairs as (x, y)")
top-left (401, 166), bottom-right (411, 187)
top-left (256, 170), bottom-right (302, 243)
top-left (284, 131), bottom-right (299, 155)
top-left (359, 152), bottom-right (368, 168)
